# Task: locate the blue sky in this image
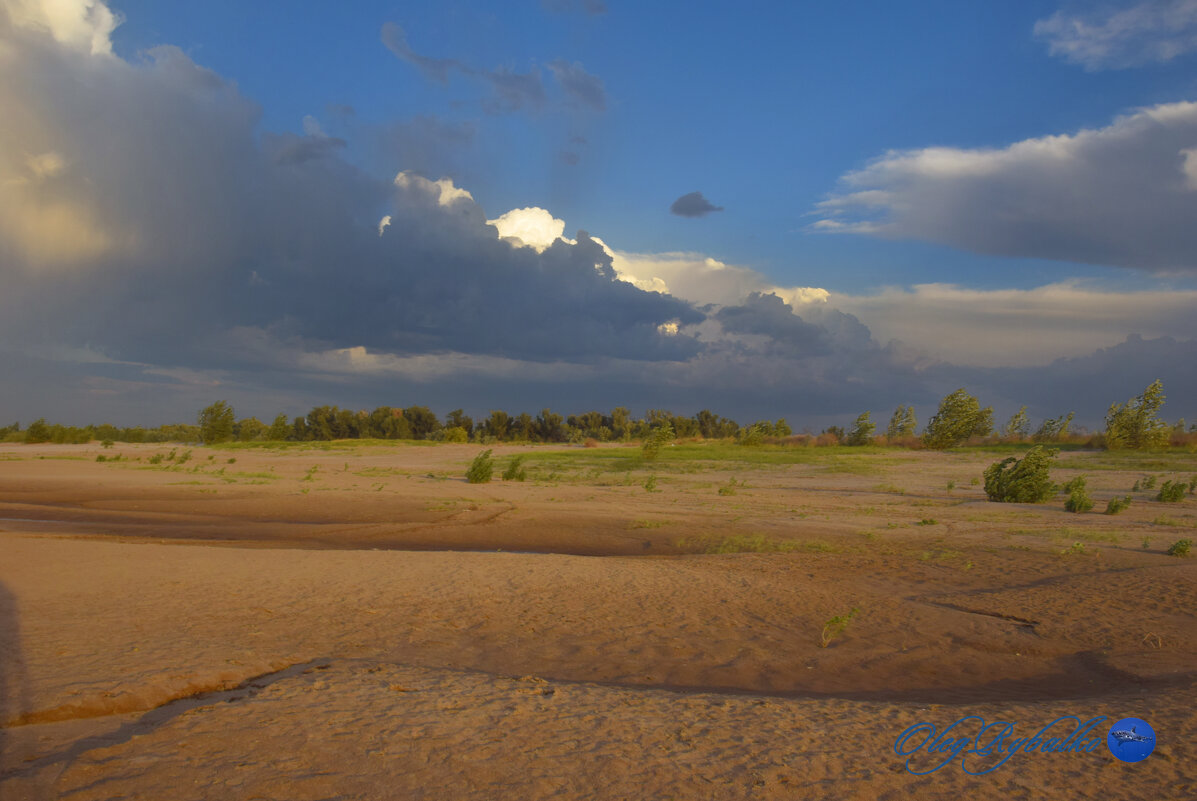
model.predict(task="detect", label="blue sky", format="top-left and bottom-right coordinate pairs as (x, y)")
top-left (106, 0), bottom-right (1197, 290)
top-left (2, 0), bottom-right (1196, 428)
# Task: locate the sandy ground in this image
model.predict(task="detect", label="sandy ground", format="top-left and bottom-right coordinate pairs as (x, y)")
top-left (0, 440), bottom-right (1194, 800)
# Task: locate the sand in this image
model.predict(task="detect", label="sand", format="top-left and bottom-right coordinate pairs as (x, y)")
top-left (0, 441), bottom-right (1194, 799)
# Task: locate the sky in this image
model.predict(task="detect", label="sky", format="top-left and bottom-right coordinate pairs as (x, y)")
top-left (1, 0), bottom-right (1196, 430)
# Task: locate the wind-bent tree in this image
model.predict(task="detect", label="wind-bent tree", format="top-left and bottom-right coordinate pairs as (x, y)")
top-left (845, 412), bottom-right (875, 446)
top-left (1105, 379), bottom-right (1169, 449)
top-left (923, 389), bottom-right (992, 449)
top-left (198, 401), bottom-right (235, 444)
top-left (886, 405), bottom-right (917, 438)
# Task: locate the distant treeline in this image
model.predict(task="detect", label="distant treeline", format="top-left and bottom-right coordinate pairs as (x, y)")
top-left (3, 380), bottom-right (1193, 450)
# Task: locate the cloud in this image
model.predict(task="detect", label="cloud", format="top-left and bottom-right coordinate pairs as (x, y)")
top-left (381, 22), bottom-right (594, 115)
top-left (546, 59), bottom-right (607, 111)
top-left (827, 282), bottom-right (1197, 367)
top-left (541, 0), bottom-right (607, 16)
top-left (380, 21), bottom-right (460, 84)
top-left (814, 101), bottom-right (1197, 272)
top-left (0, 8), bottom-right (704, 383)
top-left (670, 191), bottom-right (723, 218)
top-left (2, 0), bottom-right (119, 55)
top-left (1034, 0), bottom-right (1197, 70)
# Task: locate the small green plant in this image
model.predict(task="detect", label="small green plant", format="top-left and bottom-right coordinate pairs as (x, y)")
top-left (916, 518), bottom-right (937, 526)
top-left (176, 449), bottom-right (192, 464)
top-left (95, 454), bottom-right (106, 462)
top-left (466, 450), bottom-right (494, 484)
top-left (1189, 476), bottom-right (1197, 494)
top-left (1166, 538), bottom-right (1192, 557)
top-left (1141, 536), bottom-right (1151, 550)
top-left (1157, 480), bottom-right (1187, 503)
top-left (502, 455), bottom-right (527, 481)
top-left (717, 478), bottom-right (739, 496)
top-left (1061, 541), bottom-right (1088, 556)
top-left (643, 474), bottom-right (658, 492)
top-left (149, 453), bottom-right (164, 465)
top-left (227, 457), bottom-right (237, 464)
top-left (983, 446), bottom-right (1058, 503)
top-left (1064, 477), bottom-right (1094, 513)
top-left (820, 608), bottom-right (859, 648)
top-left (738, 423), bottom-right (766, 447)
top-left (302, 465), bottom-right (318, 481)
top-left (1142, 475), bottom-right (1158, 490)
top-left (1131, 479), bottom-right (1140, 492)
top-left (1105, 496), bottom-right (1132, 515)
top-left (101, 439), bottom-right (114, 449)
top-left (642, 422), bottom-right (675, 460)
top-left (945, 480), bottom-right (956, 491)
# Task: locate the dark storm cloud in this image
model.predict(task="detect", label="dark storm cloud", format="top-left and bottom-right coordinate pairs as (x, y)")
top-left (0, 28), bottom-right (701, 384)
top-left (670, 191), bottom-right (724, 218)
top-left (715, 293), bottom-right (830, 357)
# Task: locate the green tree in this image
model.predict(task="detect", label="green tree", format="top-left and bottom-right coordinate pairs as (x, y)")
top-left (25, 418), bottom-right (51, 444)
top-left (482, 410), bottom-right (511, 440)
top-left (845, 411), bottom-right (875, 446)
top-left (1105, 380), bottom-right (1169, 449)
top-left (534, 408), bottom-right (566, 442)
top-left (1002, 406), bottom-right (1029, 439)
top-left (1033, 411), bottom-right (1074, 443)
top-left (641, 421), bottom-right (675, 460)
top-left (445, 409), bottom-right (474, 436)
top-left (923, 389), bottom-right (992, 449)
top-left (268, 413), bottom-right (291, 441)
top-left (198, 401), bottom-right (235, 445)
top-left (236, 417), bottom-right (267, 442)
top-left (403, 406), bottom-right (441, 439)
top-left (886, 405), bottom-right (917, 438)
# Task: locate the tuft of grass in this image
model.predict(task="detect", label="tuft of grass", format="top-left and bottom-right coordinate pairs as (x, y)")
top-left (643, 474), bottom-right (659, 492)
top-left (820, 608), bottom-right (859, 648)
top-left (1142, 536), bottom-right (1151, 550)
top-left (1104, 495), bottom-right (1133, 515)
top-left (1166, 538), bottom-right (1192, 557)
top-left (717, 478), bottom-right (740, 496)
top-left (466, 450), bottom-right (494, 484)
top-left (916, 518), bottom-right (937, 526)
top-left (1060, 541), bottom-right (1089, 556)
top-left (945, 480), bottom-right (956, 491)
top-left (227, 457), bottom-right (236, 464)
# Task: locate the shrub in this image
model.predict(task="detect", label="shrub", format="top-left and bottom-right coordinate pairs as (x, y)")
top-left (983, 445), bottom-right (1058, 503)
top-left (1033, 412), bottom-right (1074, 443)
top-left (1104, 496), bottom-right (1132, 515)
top-left (844, 412), bottom-right (875, 446)
top-left (583, 438), bottom-right (599, 448)
top-left (643, 475), bottom-right (658, 492)
top-left (738, 423), bottom-right (766, 447)
top-left (1002, 406), bottom-right (1029, 439)
top-left (466, 449), bottom-right (493, 484)
top-left (923, 388), bottom-right (993, 449)
top-left (439, 426), bottom-right (469, 443)
top-left (1157, 480), bottom-right (1187, 503)
top-left (1064, 478), bottom-right (1094, 513)
top-left (501, 455), bottom-right (526, 481)
top-left (1166, 538), bottom-right (1192, 557)
top-left (24, 418), bottom-right (51, 444)
top-left (642, 422), bottom-right (675, 459)
top-left (1105, 379), bottom-right (1169, 449)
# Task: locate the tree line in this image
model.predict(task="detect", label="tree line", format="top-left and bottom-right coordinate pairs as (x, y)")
top-left (3, 380), bottom-right (1190, 451)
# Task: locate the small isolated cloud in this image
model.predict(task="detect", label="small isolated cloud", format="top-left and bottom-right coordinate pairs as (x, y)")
top-left (546, 60), bottom-right (607, 111)
top-left (541, 0), bottom-right (607, 15)
top-left (1034, 0), bottom-right (1197, 70)
top-left (814, 101), bottom-right (1197, 272)
top-left (670, 191), bottom-right (724, 218)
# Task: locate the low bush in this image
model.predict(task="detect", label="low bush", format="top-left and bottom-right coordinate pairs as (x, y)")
top-left (1157, 480), bottom-right (1187, 503)
top-left (501, 455), bottom-right (526, 481)
top-left (1166, 538), bottom-right (1192, 557)
top-left (1104, 496), bottom-right (1132, 515)
top-left (1063, 477), bottom-right (1094, 513)
top-left (466, 450), bottom-right (493, 484)
top-left (983, 446), bottom-right (1058, 503)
